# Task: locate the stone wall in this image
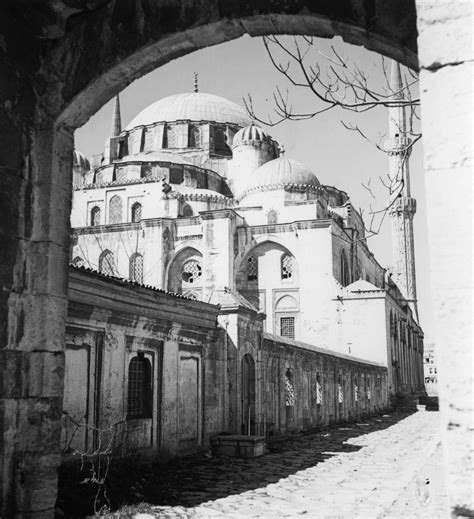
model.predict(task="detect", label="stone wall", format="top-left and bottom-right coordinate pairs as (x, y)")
top-left (64, 266), bottom-right (225, 460)
top-left (261, 333), bottom-right (389, 438)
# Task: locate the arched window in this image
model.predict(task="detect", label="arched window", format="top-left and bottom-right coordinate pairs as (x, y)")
top-left (340, 251), bottom-right (350, 286)
top-left (129, 253), bottom-right (144, 283)
top-left (285, 369), bottom-right (295, 407)
top-left (72, 256), bottom-right (85, 268)
top-left (127, 354), bottom-right (152, 419)
top-left (109, 195), bottom-right (123, 224)
top-left (182, 203), bottom-right (193, 217)
top-left (211, 126), bottom-right (229, 155)
top-left (188, 124), bottom-right (201, 147)
top-left (90, 205), bottom-right (101, 226)
top-left (182, 259), bottom-right (202, 285)
top-left (267, 209), bottom-right (278, 225)
top-left (247, 256), bottom-right (258, 281)
top-left (163, 124), bottom-right (177, 148)
top-left (281, 253), bottom-right (294, 280)
top-left (316, 374), bottom-right (323, 405)
top-left (99, 250), bottom-right (115, 276)
top-left (131, 202), bottom-right (142, 223)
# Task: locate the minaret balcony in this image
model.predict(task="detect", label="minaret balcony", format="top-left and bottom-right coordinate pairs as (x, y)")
top-left (389, 196), bottom-right (417, 216)
top-left (384, 136), bottom-right (412, 154)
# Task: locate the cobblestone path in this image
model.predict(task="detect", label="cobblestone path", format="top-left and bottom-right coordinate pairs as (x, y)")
top-left (125, 411), bottom-right (447, 518)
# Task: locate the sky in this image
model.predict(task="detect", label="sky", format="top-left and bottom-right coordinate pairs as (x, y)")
top-left (75, 34), bottom-right (433, 340)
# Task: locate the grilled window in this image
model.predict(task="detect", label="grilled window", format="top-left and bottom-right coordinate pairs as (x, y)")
top-left (316, 375), bottom-right (323, 405)
top-left (182, 260), bottom-right (202, 284)
top-left (131, 202), bottom-right (142, 223)
top-left (280, 316), bottom-right (295, 339)
top-left (188, 124), bottom-right (201, 147)
top-left (99, 250), bottom-right (115, 276)
top-left (247, 256), bottom-right (258, 281)
top-left (127, 355), bottom-right (152, 419)
top-left (285, 369), bottom-right (295, 407)
top-left (163, 124), bottom-right (177, 148)
top-left (337, 377), bottom-right (344, 404)
top-left (109, 195), bottom-right (123, 224)
top-left (281, 254), bottom-right (294, 280)
top-left (90, 206), bottom-right (101, 226)
top-left (72, 256), bottom-right (85, 268)
top-left (129, 253), bottom-right (144, 283)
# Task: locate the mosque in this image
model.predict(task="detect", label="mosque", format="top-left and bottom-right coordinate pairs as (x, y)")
top-left (64, 64), bottom-right (424, 459)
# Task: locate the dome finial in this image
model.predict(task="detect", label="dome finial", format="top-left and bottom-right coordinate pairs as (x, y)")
top-left (278, 144), bottom-right (285, 156)
top-left (193, 72), bottom-right (199, 93)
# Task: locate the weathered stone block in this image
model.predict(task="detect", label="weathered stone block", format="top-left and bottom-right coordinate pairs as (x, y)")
top-left (211, 435), bottom-right (266, 458)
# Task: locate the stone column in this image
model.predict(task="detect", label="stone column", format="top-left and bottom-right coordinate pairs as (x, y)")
top-left (0, 106), bottom-right (73, 515)
top-left (416, 1), bottom-right (473, 515)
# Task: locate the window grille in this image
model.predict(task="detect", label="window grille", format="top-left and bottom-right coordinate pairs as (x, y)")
top-left (338, 382), bottom-right (344, 404)
top-left (316, 376), bottom-right (323, 405)
top-left (129, 253), bottom-right (144, 283)
top-left (163, 125), bottom-right (177, 148)
top-left (90, 206), bottom-right (101, 226)
top-left (109, 195), bottom-right (123, 224)
top-left (131, 202), bottom-right (142, 222)
top-left (281, 254), bottom-right (294, 280)
top-left (267, 209), bottom-right (278, 225)
top-left (188, 124), bottom-right (201, 147)
top-left (99, 250), bottom-right (115, 276)
top-left (247, 256), bottom-right (258, 281)
top-left (127, 355), bottom-right (152, 419)
top-left (354, 380), bottom-right (359, 402)
top-left (182, 260), bottom-right (202, 284)
top-left (285, 370), bottom-right (295, 407)
top-left (72, 256), bottom-right (85, 268)
top-left (280, 316), bottom-right (295, 339)
top-left (212, 126), bottom-right (229, 155)
top-left (115, 166), bottom-right (127, 183)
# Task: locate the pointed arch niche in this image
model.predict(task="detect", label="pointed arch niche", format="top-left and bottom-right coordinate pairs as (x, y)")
top-left (236, 240), bottom-right (299, 337)
top-left (167, 246), bottom-right (203, 300)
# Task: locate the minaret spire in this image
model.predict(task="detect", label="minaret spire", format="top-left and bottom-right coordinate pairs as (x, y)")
top-left (386, 60), bottom-right (419, 321)
top-left (104, 94), bottom-right (122, 164)
top-left (110, 95), bottom-right (122, 137)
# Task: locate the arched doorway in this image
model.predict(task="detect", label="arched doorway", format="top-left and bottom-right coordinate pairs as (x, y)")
top-left (241, 354), bottom-right (256, 435)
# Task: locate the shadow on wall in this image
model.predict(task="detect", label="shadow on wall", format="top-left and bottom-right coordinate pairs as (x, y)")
top-left (56, 409), bottom-right (416, 515)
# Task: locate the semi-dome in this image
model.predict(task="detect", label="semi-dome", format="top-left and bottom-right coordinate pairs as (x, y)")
top-left (126, 92), bottom-right (251, 130)
top-left (243, 156), bottom-right (320, 195)
top-left (232, 123), bottom-right (271, 147)
top-left (73, 149), bottom-right (90, 170)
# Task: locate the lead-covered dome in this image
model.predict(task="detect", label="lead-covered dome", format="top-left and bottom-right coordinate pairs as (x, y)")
top-left (243, 156), bottom-right (320, 196)
top-left (126, 92), bottom-right (251, 130)
top-left (232, 123), bottom-right (272, 148)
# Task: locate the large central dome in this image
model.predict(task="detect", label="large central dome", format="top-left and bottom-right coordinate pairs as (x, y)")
top-left (126, 92), bottom-right (251, 130)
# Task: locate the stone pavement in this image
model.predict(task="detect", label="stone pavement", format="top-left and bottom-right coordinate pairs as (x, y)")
top-left (123, 410), bottom-right (448, 518)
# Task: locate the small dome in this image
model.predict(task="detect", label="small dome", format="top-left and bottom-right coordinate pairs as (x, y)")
top-left (232, 123), bottom-right (271, 148)
top-left (73, 149), bottom-right (90, 171)
top-left (243, 156), bottom-right (320, 195)
top-left (126, 92), bottom-right (251, 130)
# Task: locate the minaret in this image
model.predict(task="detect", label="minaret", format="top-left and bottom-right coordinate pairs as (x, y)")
top-left (386, 61), bottom-right (419, 321)
top-left (104, 95), bottom-right (122, 164)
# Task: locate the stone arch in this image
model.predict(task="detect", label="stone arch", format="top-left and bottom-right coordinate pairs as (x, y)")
top-left (166, 246), bottom-right (203, 298)
top-left (2, 3), bottom-right (471, 517)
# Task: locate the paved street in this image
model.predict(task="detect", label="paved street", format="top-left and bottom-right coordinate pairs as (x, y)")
top-left (117, 410), bottom-right (448, 519)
